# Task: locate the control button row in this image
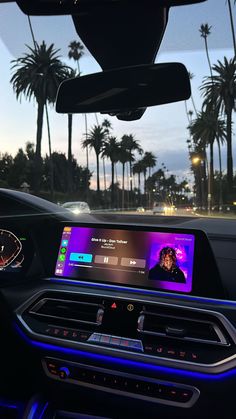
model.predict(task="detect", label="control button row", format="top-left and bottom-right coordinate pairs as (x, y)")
top-left (45, 359), bottom-right (194, 405)
top-left (88, 333), bottom-right (143, 352)
top-left (144, 344), bottom-right (199, 362)
top-left (43, 325), bottom-right (90, 342)
top-left (68, 253), bottom-right (146, 268)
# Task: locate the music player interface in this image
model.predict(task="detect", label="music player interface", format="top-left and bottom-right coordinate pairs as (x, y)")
top-left (55, 226), bottom-right (195, 293)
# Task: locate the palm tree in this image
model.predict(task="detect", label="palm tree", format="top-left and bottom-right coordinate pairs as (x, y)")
top-left (141, 152), bottom-right (157, 207)
top-left (63, 68), bottom-right (77, 192)
top-left (199, 23), bottom-right (213, 78)
top-left (11, 41), bottom-right (69, 192)
top-left (101, 119), bottom-right (112, 191)
top-left (68, 40), bottom-right (84, 74)
top-left (120, 134), bottom-right (143, 193)
top-left (227, 0), bottom-right (236, 57)
top-left (118, 143), bottom-right (130, 209)
top-left (201, 57), bottom-right (236, 191)
top-left (82, 124), bottom-right (107, 193)
top-left (133, 160), bottom-right (144, 205)
top-left (189, 111), bottom-right (226, 207)
top-left (142, 151), bottom-right (157, 178)
top-left (140, 157), bottom-right (149, 206)
top-left (188, 110), bottom-right (194, 123)
top-left (102, 119), bottom-right (112, 135)
top-left (102, 136), bottom-right (120, 206)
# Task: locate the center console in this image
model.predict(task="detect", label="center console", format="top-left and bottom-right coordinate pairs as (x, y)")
top-left (15, 223), bottom-right (234, 410)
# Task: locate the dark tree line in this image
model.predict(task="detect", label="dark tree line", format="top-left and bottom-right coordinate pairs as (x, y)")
top-left (0, 143), bottom-right (91, 201)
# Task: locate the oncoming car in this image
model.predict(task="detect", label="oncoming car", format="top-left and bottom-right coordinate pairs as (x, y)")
top-left (62, 201), bottom-right (91, 214)
top-left (153, 203), bottom-right (176, 215)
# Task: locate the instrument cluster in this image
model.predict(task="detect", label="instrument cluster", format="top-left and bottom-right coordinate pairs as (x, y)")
top-left (0, 226), bottom-right (34, 281)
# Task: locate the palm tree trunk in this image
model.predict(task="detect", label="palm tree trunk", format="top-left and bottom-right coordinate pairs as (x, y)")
top-left (138, 172), bottom-right (141, 205)
top-left (143, 171), bottom-right (147, 207)
top-left (95, 114), bottom-right (99, 124)
top-left (67, 113), bottom-right (73, 193)
top-left (217, 138), bottom-right (223, 209)
top-left (27, 16), bottom-right (37, 49)
top-left (122, 163), bottom-right (125, 209)
top-left (34, 99), bottom-right (44, 192)
top-left (184, 101), bottom-right (190, 123)
top-left (127, 163), bottom-right (130, 208)
top-left (111, 161), bottom-right (115, 207)
top-left (45, 102), bottom-right (54, 199)
top-left (115, 164), bottom-right (119, 208)
top-left (209, 142), bottom-right (214, 207)
top-left (103, 158), bottom-right (106, 191)
top-left (96, 153), bottom-right (100, 193)
top-left (36, 100), bottom-right (44, 159)
top-left (202, 148), bottom-right (207, 208)
top-left (129, 160), bottom-right (133, 191)
top-left (129, 160), bottom-right (133, 208)
top-left (84, 114), bottom-right (89, 202)
top-left (226, 109), bottom-right (233, 193)
top-left (68, 114), bottom-right (72, 161)
top-left (204, 38), bottom-right (213, 79)
top-left (227, 0), bottom-right (236, 57)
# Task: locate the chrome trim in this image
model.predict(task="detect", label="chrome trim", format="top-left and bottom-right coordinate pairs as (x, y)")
top-left (15, 287), bottom-right (236, 374)
top-left (29, 297), bottom-right (104, 326)
top-left (42, 357), bottom-right (200, 408)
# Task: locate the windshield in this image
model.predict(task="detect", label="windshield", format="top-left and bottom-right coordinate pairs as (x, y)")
top-left (0, 0), bottom-right (235, 218)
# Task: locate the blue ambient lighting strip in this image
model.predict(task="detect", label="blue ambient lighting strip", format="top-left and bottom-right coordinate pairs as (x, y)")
top-left (15, 323), bottom-right (236, 381)
top-left (27, 402), bottom-right (38, 419)
top-left (0, 399), bottom-right (18, 409)
top-left (27, 401), bottom-right (49, 419)
top-left (39, 402), bottom-right (49, 419)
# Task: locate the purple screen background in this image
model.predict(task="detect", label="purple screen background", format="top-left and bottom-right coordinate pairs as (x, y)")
top-left (55, 227), bottom-right (195, 294)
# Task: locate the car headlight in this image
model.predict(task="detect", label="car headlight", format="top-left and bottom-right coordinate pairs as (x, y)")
top-left (72, 208), bottom-right (80, 214)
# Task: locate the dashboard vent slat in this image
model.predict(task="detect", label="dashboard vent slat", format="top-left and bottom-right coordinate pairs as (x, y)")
top-left (28, 298), bottom-right (104, 327)
top-left (138, 308), bottom-right (229, 346)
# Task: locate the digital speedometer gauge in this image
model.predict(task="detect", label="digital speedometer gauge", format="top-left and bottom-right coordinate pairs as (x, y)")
top-left (0, 229), bottom-right (22, 270)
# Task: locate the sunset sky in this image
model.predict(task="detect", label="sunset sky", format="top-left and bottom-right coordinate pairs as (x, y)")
top-left (0, 0), bottom-right (235, 189)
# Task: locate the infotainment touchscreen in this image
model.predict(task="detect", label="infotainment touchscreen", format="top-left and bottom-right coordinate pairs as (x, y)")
top-left (55, 226), bottom-right (195, 293)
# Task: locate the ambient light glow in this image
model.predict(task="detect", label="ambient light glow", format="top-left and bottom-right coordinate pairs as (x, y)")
top-left (15, 323), bottom-right (236, 381)
top-left (55, 226), bottom-right (195, 294)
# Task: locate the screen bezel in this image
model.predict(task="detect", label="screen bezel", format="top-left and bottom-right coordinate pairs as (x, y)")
top-left (52, 222), bottom-right (225, 299)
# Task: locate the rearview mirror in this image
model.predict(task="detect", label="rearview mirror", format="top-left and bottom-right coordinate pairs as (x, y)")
top-left (56, 63), bottom-right (191, 118)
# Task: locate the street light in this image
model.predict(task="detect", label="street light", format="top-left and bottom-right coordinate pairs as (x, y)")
top-left (192, 156), bottom-right (201, 165)
top-left (192, 155), bottom-right (211, 215)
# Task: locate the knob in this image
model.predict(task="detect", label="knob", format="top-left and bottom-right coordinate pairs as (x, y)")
top-left (59, 367), bottom-right (70, 379)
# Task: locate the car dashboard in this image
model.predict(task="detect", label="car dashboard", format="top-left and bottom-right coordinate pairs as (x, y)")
top-left (1, 190), bottom-right (236, 419)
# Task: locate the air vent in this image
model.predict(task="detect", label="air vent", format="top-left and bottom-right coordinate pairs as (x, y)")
top-left (137, 307), bottom-right (229, 346)
top-left (28, 298), bottom-right (104, 328)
